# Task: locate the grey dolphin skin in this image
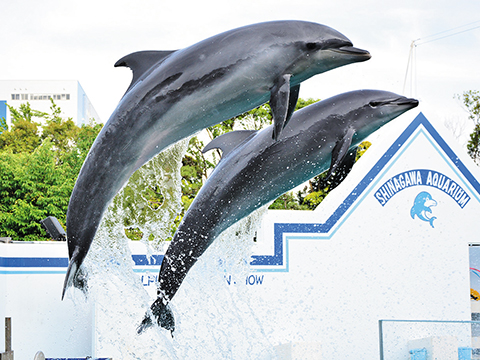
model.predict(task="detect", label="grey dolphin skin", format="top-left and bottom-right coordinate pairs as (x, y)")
top-left (138, 90), bottom-right (418, 334)
top-left (63, 20), bottom-right (371, 298)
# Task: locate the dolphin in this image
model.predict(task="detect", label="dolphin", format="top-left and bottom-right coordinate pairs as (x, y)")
top-left (137, 89), bottom-right (419, 334)
top-left (63, 20), bottom-right (371, 298)
top-left (410, 191), bottom-right (437, 228)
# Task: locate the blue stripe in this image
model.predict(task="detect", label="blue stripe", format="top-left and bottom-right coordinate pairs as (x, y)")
top-left (0, 254), bottom-right (164, 270)
top-left (0, 270), bottom-right (67, 275)
top-left (0, 257), bottom-right (68, 267)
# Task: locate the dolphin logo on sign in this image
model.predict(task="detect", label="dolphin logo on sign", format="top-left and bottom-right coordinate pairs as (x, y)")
top-left (410, 191), bottom-right (437, 228)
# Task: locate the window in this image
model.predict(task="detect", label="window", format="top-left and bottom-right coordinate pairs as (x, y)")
top-left (52, 94), bottom-right (70, 100)
top-left (11, 93), bottom-right (71, 101)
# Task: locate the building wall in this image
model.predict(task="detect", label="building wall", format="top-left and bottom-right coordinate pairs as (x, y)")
top-left (0, 80), bottom-right (100, 127)
top-left (76, 82), bottom-right (101, 126)
top-left (0, 242), bottom-right (93, 358)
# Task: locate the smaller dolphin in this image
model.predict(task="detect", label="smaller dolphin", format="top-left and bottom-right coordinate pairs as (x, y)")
top-left (137, 89), bottom-right (418, 334)
top-left (63, 20), bottom-right (371, 298)
top-left (411, 191), bottom-right (437, 228)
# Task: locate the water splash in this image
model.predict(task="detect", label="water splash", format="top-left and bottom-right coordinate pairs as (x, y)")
top-left (169, 205), bottom-right (275, 359)
top-left (78, 139), bottom-right (274, 359)
top-left (79, 140), bottom-right (186, 358)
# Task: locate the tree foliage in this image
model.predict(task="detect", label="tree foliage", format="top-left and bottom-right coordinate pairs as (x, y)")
top-left (458, 90), bottom-right (480, 164)
top-left (269, 190), bottom-right (311, 210)
top-left (0, 101), bottom-right (102, 241)
top-left (460, 90), bottom-right (480, 124)
top-left (1, 96), bottom-right (374, 241)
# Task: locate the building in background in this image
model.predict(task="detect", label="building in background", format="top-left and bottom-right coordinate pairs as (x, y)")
top-left (0, 80), bottom-right (101, 127)
top-left (0, 100), bottom-right (6, 131)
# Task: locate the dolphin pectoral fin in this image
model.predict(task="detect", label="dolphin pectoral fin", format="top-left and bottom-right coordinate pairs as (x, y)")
top-left (202, 130), bottom-right (258, 158)
top-left (410, 207), bottom-right (416, 219)
top-left (326, 128), bottom-right (355, 181)
top-left (325, 146), bottom-right (358, 190)
top-left (270, 74), bottom-right (294, 141)
top-left (285, 84), bottom-right (300, 128)
top-left (115, 50), bottom-right (178, 96)
top-left (316, 146), bottom-right (358, 191)
top-left (137, 296), bottom-right (175, 336)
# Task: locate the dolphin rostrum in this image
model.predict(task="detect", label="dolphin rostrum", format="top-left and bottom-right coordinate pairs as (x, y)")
top-left (63, 21), bottom-right (371, 297)
top-left (138, 90), bottom-right (419, 334)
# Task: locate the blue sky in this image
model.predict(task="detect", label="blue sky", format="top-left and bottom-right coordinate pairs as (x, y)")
top-left (1, 0), bottom-right (479, 145)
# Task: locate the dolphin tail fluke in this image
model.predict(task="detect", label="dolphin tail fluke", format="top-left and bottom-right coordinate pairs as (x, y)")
top-left (137, 296), bottom-right (175, 336)
top-left (429, 217), bottom-right (437, 228)
top-left (61, 257), bottom-right (88, 300)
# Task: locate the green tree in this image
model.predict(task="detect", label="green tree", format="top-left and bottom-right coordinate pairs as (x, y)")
top-left (460, 90), bottom-right (480, 124)
top-left (0, 101), bottom-right (102, 241)
top-left (41, 99), bottom-right (79, 155)
top-left (0, 141), bottom-right (73, 240)
top-left (458, 90), bottom-right (480, 164)
top-left (0, 102), bottom-right (44, 153)
top-left (60, 120), bottom-right (104, 176)
top-left (269, 191), bottom-right (310, 210)
top-left (0, 117), bottom-right (7, 133)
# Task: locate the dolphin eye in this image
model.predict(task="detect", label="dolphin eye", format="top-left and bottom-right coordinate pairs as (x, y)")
top-left (369, 101), bottom-right (381, 108)
top-left (306, 42), bottom-right (317, 50)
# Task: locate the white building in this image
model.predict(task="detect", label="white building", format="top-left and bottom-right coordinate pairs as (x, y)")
top-left (0, 80), bottom-right (101, 127)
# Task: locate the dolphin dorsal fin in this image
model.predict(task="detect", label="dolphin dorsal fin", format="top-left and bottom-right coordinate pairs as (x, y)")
top-left (115, 50), bottom-right (177, 95)
top-left (202, 130), bottom-right (258, 158)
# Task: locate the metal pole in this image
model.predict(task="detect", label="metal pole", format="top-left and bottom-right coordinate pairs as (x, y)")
top-left (378, 320), bottom-right (384, 360)
top-left (5, 318), bottom-right (11, 352)
top-left (1, 317), bottom-right (13, 360)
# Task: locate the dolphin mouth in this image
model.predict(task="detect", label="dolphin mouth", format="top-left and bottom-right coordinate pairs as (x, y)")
top-left (393, 97), bottom-right (419, 107)
top-left (425, 199), bottom-right (437, 208)
top-left (370, 97), bottom-right (419, 108)
top-left (331, 46), bottom-right (371, 59)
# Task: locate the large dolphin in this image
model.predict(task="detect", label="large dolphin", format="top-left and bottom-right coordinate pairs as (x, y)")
top-left (138, 90), bottom-right (419, 334)
top-left (63, 20), bottom-right (371, 297)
